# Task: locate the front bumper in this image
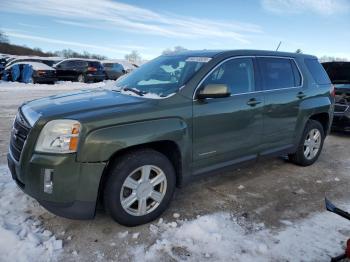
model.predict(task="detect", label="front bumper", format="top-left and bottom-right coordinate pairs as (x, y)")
top-left (33, 76), bottom-right (57, 83)
top-left (7, 151), bottom-right (106, 219)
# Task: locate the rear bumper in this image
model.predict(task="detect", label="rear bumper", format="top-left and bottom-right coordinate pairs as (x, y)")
top-left (7, 151), bottom-right (106, 219)
top-left (86, 74), bottom-right (105, 82)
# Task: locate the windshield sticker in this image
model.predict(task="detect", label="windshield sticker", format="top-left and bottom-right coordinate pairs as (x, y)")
top-left (186, 57), bottom-right (212, 63)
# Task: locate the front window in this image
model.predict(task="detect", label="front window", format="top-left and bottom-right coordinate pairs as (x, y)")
top-left (114, 55), bottom-right (210, 97)
top-left (202, 58), bottom-right (255, 95)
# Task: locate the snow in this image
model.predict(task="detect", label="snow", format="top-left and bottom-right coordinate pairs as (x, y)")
top-left (6, 62), bottom-right (55, 71)
top-left (0, 165), bottom-right (62, 262)
top-left (132, 210), bottom-right (350, 261)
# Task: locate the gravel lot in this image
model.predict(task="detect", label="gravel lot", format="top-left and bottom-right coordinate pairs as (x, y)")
top-left (0, 81), bottom-right (349, 261)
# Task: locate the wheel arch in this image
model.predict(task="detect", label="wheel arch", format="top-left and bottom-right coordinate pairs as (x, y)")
top-left (309, 112), bottom-right (330, 135)
top-left (96, 140), bottom-right (183, 206)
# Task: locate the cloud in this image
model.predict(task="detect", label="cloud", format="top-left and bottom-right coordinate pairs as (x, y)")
top-left (18, 22), bottom-right (46, 29)
top-left (5, 31), bottom-right (143, 55)
top-left (0, 0), bottom-right (262, 44)
top-left (261, 0), bottom-right (350, 15)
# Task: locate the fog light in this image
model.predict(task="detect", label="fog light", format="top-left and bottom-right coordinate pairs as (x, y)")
top-left (42, 169), bottom-right (54, 194)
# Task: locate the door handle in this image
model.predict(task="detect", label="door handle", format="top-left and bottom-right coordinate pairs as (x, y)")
top-left (246, 98), bottom-right (262, 107)
top-left (297, 91), bottom-right (306, 99)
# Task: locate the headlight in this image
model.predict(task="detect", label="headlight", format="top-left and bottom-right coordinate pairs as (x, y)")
top-left (35, 120), bottom-right (81, 153)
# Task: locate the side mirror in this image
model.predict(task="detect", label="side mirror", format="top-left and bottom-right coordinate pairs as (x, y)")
top-left (197, 84), bottom-right (231, 99)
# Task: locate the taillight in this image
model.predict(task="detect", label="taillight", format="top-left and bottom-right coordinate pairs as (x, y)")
top-left (88, 67), bottom-right (97, 72)
top-left (330, 84), bottom-right (335, 97)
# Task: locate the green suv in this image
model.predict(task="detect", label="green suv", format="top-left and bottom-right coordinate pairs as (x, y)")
top-left (7, 50), bottom-right (334, 226)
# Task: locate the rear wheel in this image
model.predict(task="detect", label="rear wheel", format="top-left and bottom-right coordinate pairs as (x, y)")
top-left (103, 149), bottom-right (176, 226)
top-left (288, 120), bottom-right (325, 166)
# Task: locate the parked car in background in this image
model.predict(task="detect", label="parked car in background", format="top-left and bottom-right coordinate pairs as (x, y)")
top-left (8, 50), bottom-right (334, 226)
top-left (0, 55), bottom-right (17, 77)
top-left (102, 59), bottom-right (135, 80)
top-left (53, 58), bottom-right (105, 82)
top-left (322, 61), bottom-right (350, 131)
top-left (3, 61), bottom-right (56, 84)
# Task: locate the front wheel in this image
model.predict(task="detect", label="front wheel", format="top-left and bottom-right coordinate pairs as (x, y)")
top-left (103, 149), bottom-right (176, 226)
top-left (288, 120), bottom-right (325, 166)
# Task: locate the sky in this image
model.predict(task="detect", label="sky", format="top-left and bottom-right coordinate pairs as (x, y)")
top-left (0, 0), bottom-right (349, 60)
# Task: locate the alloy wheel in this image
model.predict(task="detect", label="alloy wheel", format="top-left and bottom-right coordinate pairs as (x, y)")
top-left (120, 165), bottom-right (167, 216)
top-left (303, 128), bottom-right (321, 160)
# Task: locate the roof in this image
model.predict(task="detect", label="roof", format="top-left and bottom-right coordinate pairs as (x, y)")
top-left (6, 62), bottom-right (55, 71)
top-left (164, 49), bottom-right (317, 59)
top-left (58, 58), bottom-right (100, 62)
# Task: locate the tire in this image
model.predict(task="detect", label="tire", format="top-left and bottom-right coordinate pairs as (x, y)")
top-left (103, 149), bottom-right (176, 226)
top-left (288, 120), bottom-right (325, 166)
top-left (77, 74), bottom-right (85, 83)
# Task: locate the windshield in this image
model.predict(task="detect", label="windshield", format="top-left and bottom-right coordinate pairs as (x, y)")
top-left (323, 62), bottom-right (350, 84)
top-left (114, 55), bottom-right (210, 97)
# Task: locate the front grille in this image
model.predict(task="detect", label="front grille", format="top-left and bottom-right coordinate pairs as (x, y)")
top-left (10, 111), bottom-right (31, 161)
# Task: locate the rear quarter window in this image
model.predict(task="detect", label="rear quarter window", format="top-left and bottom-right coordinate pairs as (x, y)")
top-left (305, 59), bottom-right (331, 85)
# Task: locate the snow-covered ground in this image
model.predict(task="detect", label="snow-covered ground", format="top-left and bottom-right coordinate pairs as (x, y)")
top-left (0, 80), bottom-right (116, 91)
top-left (0, 165), bottom-right (62, 262)
top-left (132, 211), bottom-right (350, 261)
top-left (0, 80), bottom-right (172, 99)
top-left (1, 161), bottom-right (349, 261)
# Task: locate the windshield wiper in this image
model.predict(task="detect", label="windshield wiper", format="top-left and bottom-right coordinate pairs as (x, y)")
top-left (122, 87), bottom-right (145, 96)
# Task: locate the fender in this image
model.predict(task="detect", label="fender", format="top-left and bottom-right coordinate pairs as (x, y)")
top-left (77, 118), bottom-right (190, 164)
top-left (294, 94), bottom-right (333, 144)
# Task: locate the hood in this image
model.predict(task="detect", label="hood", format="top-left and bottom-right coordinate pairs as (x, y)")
top-left (21, 89), bottom-right (148, 125)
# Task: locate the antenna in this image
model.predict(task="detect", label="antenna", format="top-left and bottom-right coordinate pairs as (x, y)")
top-left (276, 41), bottom-right (282, 51)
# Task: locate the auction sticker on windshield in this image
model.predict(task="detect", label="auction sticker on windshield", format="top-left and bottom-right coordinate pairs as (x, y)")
top-left (186, 57), bottom-right (212, 63)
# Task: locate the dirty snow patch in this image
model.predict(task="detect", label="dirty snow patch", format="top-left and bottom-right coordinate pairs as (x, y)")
top-left (132, 210), bottom-right (350, 261)
top-left (0, 165), bottom-right (62, 262)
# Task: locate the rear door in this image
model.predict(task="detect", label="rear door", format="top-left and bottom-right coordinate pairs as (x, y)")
top-left (192, 57), bottom-right (264, 174)
top-left (55, 61), bottom-right (74, 80)
top-left (257, 57), bottom-right (304, 153)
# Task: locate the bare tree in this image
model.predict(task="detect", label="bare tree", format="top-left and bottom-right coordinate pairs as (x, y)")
top-left (318, 55), bottom-right (349, 63)
top-left (125, 50), bottom-right (141, 63)
top-left (0, 30), bottom-right (9, 43)
top-left (162, 46), bottom-right (187, 55)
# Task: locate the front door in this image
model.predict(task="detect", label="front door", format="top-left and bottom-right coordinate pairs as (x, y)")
top-left (192, 57), bottom-right (264, 174)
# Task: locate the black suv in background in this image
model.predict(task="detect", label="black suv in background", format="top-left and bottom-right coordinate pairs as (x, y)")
top-left (322, 62), bottom-right (350, 131)
top-left (53, 59), bottom-right (105, 83)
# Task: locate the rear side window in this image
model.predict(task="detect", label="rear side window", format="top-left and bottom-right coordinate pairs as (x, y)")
top-left (89, 62), bottom-right (102, 69)
top-left (258, 58), bottom-right (297, 90)
top-left (305, 59), bottom-right (331, 85)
